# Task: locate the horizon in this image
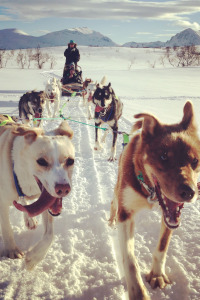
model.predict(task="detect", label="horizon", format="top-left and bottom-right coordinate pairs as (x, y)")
top-left (0, 0), bottom-right (200, 45)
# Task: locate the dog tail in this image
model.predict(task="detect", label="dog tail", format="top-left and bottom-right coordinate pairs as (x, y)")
top-left (100, 76), bottom-right (107, 86)
top-left (130, 120), bottom-right (143, 134)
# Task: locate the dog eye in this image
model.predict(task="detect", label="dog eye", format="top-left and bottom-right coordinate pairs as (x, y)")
top-left (37, 158), bottom-right (48, 167)
top-left (66, 158), bottom-right (74, 166)
top-left (191, 158), bottom-right (198, 169)
top-left (160, 152), bottom-right (168, 161)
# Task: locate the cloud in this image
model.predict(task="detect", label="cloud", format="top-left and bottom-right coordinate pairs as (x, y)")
top-left (136, 32), bottom-right (152, 35)
top-left (0, 15), bottom-right (12, 21)
top-left (175, 20), bottom-right (200, 30)
top-left (0, 0), bottom-right (200, 22)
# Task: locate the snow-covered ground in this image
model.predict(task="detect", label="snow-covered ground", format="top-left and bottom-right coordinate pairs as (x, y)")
top-left (0, 46), bottom-right (200, 300)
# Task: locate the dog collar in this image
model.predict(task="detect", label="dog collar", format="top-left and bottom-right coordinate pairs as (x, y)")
top-left (137, 171), bottom-right (157, 204)
top-left (13, 166), bottom-right (26, 198)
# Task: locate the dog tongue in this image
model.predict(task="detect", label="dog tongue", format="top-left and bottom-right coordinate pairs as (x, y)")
top-left (13, 188), bottom-right (61, 217)
top-left (88, 94), bottom-right (93, 101)
top-left (95, 105), bottom-right (104, 112)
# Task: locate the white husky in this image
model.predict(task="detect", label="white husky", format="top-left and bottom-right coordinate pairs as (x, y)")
top-left (45, 77), bottom-right (62, 118)
top-left (83, 81), bottom-right (97, 119)
top-left (0, 119), bottom-right (75, 270)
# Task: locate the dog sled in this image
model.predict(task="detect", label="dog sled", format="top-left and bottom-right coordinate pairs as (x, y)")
top-left (61, 64), bottom-right (84, 97)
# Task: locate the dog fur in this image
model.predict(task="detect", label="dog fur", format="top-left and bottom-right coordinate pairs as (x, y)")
top-left (0, 119), bottom-right (75, 270)
top-left (18, 90), bottom-right (46, 127)
top-left (82, 78), bottom-right (97, 119)
top-left (93, 76), bottom-right (123, 161)
top-left (109, 101), bottom-right (200, 299)
top-left (44, 77), bottom-right (62, 118)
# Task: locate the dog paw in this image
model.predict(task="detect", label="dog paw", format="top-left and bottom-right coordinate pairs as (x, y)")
top-left (94, 144), bottom-right (103, 151)
top-left (108, 156), bottom-right (117, 162)
top-left (1, 247), bottom-right (24, 259)
top-left (146, 270), bottom-right (171, 289)
top-left (25, 249), bottom-right (40, 270)
top-left (24, 215), bottom-right (38, 230)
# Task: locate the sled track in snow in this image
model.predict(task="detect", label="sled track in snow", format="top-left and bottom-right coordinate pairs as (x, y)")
top-left (52, 95), bottom-right (125, 299)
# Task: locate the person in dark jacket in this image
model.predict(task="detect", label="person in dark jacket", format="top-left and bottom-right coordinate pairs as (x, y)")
top-left (62, 62), bottom-right (82, 85)
top-left (64, 40), bottom-right (80, 70)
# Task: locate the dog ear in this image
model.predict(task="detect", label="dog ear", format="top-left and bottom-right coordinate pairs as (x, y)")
top-left (12, 126), bottom-right (44, 144)
top-left (181, 101), bottom-right (197, 133)
top-left (134, 113), bottom-right (161, 136)
top-left (54, 121), bottom-right (73, 139)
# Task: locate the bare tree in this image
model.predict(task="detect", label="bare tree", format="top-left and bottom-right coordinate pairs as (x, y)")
top-left (16, 49), bottom-right (27, 69)
top-left (26, 48), bottom-right (34, 68)
top-left (0, 49), bottom-right (6, 68)
top-left (128, 56), bottom-right (135, 70)
top-left (49, 55), bottom-right (56, 69)
top-left (32, 45), bottom-right (50, 69)
top-left (164, 45), bottom-right (200, 67)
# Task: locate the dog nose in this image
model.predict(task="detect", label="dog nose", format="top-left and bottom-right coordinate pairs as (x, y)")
top-left (55, 183), bottom-right (71, 197)
top-left (38, 108), bottom-right (42, 113)
top-left (179, 184), bottom-right (195, 201)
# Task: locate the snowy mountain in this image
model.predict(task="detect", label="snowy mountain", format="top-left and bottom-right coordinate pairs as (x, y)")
top-left (1, 27), bottom-right (200, 50)
top-left (122, 41), bottom-right (165, 48)
top-left (0, 27), bottom-right (117, 50)
top-left (165, 28), bottom-right (200, 47)
top-left (122, 28), bottom-right (200, 48)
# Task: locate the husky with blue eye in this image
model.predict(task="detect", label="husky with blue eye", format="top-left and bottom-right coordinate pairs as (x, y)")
top-left (109, 101), bottom-right (200, 300)
top-left (93, 76), bottom-right (123, 161)
top-left (0, 120), bottom-right (75, 270)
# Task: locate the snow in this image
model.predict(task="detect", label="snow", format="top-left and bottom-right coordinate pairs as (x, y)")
top-left (68, 27), bottom-right (94, 35)
top-left (13, 29), bottom-right (29, 36)
top-left (0, 46), bottom-right (200, 300)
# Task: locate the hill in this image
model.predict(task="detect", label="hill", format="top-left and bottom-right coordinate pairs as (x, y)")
top-left (0, 27), bottom-right (117, 50)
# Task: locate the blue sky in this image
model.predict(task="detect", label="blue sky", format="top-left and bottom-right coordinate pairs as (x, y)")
top-left (0, 0), bottom-right (200, 45)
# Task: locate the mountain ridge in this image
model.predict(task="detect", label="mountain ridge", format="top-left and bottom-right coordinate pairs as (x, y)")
top-left (1, 27), bottom-right (200, 50)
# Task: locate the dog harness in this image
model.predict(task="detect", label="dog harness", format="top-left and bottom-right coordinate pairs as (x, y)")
top-left (13, 165), bottom-right (25, 198)
top-left (95, 101), bottom-right (114, 122)
top-left (137, 171), bottom-right (157, 204)
top-left (0, 115), bottom-right (14, 126)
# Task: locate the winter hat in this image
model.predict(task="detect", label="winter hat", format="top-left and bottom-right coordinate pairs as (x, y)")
top-left (69, 40), bottom-right (75, 44)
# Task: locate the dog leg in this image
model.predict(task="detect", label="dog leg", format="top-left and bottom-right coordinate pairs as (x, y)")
top-left (108, 126), bottom-right (118, 161)
top-left (108, 192), bottom-right (118, 227)
top-left (118, 217), bottom-right (150, 300)
top-left (101, 128), bottom-right (109, 144)
top-left (83, 93), bottom-right (86, 106)
top-left (94, 123), bottom-right (103, 150)
top-left (46, 100), bottom-right (52, 117)
top-left (25, 210), bottom-right (54, 270)
top-left (87, 102), bottom-right (92, 120)
top-left (146, 217), bottom-right (172, 289)
top-left (53, 100), bottom-right (60, 118)
top-left (0, 202), bottom-right (24, 259)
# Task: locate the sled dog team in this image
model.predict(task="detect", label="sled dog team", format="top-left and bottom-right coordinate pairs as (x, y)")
top-left (0, 73), bottom-right (200, 300)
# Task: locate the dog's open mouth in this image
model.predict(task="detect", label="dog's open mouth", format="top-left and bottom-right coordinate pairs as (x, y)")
top-left (13, 177), bottom-right (62, 217)
top-left (49, 94), bottom-right (55, 102)
top-left (34, 112), bottom-right (42, 119)
top-left (95, 105), bottom-right (104, 112)
top-left (153, 176), bottom-right (184, 229)
top-left (88, 94), bottom-right (93, 102)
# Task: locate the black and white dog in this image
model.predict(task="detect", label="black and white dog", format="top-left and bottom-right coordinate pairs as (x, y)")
top-left (93, 76), bottom-right (123, 161)
top-left (19, 91), bottom-right (46, 127)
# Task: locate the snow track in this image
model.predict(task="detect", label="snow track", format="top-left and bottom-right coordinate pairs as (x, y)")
top-left (1, 91), bottom-right (200, 300)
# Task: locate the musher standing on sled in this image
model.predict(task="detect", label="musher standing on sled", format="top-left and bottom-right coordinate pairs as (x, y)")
top-left (64, 40), bottom-right (80, 71)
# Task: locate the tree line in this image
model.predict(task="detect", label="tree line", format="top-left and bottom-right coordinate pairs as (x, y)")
top-left (0, 46), bottom-right (56, 69)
